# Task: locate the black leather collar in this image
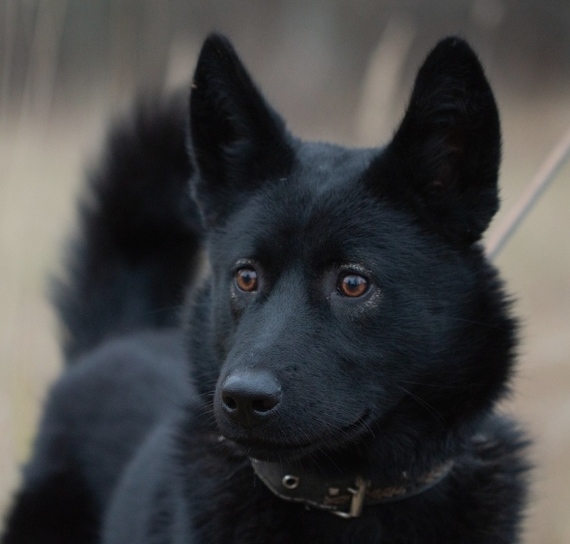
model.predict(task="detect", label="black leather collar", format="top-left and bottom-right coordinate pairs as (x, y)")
top-left (250, 458), bottom-right (455, 518)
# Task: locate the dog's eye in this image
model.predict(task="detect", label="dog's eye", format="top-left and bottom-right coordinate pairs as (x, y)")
top-left (235, 267), bottom-right (258, 292)
top-left (337, 273), bottom-right (369, 297)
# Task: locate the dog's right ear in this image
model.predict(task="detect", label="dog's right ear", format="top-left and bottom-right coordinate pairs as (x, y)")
top-left (367, 37), bottom-right (501, 245)
top-left (189, 34), bottom-right (294, 228)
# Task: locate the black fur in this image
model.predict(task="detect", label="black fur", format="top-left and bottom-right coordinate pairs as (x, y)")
top-left (2, 35), bottom-right (528, 544)
top-left (54, 94), bottom-right (203, 360)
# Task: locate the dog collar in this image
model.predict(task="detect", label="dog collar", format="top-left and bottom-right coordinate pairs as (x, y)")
top-left (250, 458), bottom-right (454, 519)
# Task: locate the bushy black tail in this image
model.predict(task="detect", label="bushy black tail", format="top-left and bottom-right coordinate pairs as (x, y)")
top-left (54, 94), bottom-right (203, 361)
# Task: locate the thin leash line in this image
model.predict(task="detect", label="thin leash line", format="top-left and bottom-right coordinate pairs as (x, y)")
top-left (486, 126), bottom-right (570, 261)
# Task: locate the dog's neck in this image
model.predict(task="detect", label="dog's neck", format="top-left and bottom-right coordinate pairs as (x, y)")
top-left (250, 457), bottom-right (454, 518)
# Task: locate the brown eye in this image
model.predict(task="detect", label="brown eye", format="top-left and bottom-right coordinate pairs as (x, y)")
top-left (338, 273), bottom-right (369, 298)
top-left (235, 267), bottom-right (258, 292)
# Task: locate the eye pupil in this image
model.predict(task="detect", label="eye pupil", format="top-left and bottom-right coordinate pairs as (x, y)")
top-left (235, 267), bottom-right (258, 292)
top-left (338, 273), bottom-right (368, 297)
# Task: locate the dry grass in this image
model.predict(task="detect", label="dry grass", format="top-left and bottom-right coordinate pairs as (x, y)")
top-left (0, 112), bottom-right (91, 514)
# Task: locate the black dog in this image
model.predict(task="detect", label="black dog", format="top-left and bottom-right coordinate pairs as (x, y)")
top-left (2, 34), bottom-right (528, 544)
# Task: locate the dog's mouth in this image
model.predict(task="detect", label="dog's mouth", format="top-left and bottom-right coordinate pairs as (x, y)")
top-left (221, 408), bottom-right (373, 462)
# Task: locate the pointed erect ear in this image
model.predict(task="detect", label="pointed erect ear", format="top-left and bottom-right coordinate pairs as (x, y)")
top-left (189, 34), bottom-right (294, 228)
top-left (370, 37), bottom-right (501, 245)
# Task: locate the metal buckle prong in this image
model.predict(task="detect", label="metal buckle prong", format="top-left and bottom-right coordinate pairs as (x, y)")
top-left (331, 477), bottom-right (369, 519)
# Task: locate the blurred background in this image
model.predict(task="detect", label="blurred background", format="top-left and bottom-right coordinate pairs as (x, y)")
top-left (1, 1), bottom-right (569, 542)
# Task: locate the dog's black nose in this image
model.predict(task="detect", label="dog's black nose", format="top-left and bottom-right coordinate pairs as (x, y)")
top-left (221, 371), bottom-right (281, 427)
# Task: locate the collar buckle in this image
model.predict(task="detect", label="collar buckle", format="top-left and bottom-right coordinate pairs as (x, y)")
top-left (331, 477), bottom-right (369, 519)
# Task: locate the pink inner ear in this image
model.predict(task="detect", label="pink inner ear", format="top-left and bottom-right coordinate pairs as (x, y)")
top-left (430, 158), bottom-right (458, 191)
top-left (429, 146), bottom-right (463, 192)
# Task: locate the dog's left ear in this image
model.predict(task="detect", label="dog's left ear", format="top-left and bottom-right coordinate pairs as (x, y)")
top-left (189, 34), bottom-right (294, 228)
top-left (370, 37), bottom-right (501, 245)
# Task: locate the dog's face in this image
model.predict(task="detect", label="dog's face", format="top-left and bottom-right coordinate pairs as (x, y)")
top-left (187, 35), bottom-right (515, 462)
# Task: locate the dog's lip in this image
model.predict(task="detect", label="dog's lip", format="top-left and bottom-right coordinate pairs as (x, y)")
top-left (221, 408), bottom-right (372, 459)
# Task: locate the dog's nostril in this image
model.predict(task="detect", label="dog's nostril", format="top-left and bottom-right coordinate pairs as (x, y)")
top-left (251, 395), bottom-right (279, 413)
top-left (222, 394), bottom-right (238, 411)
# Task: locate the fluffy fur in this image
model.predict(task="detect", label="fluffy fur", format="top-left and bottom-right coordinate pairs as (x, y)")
top-left (2, 35), bottom-right (528, 544)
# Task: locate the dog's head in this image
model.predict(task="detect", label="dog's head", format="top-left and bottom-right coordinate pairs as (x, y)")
top-left (186, 34), bottom-right (515, 464)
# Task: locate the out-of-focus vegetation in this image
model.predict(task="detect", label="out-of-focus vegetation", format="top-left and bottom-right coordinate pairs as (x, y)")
top-left (1, 2), bottom-right (570, 542)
